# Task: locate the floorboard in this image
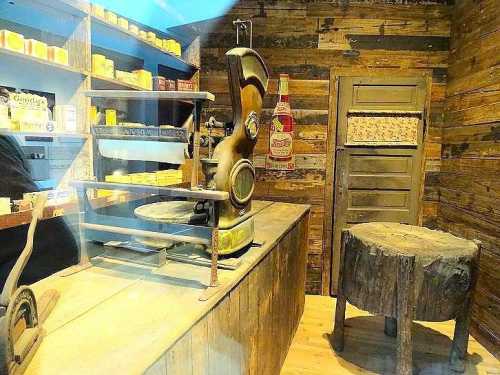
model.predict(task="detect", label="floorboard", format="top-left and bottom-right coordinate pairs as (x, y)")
top-left (281, 295), bottom-right (499, 375)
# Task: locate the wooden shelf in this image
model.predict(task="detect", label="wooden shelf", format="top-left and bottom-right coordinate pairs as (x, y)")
top-left (72, 180), bottom-right (229, 201)
top-left (0, 130), bottom-right (89, 139)
top-left (0, 46), bottom-right (87, 76)
top-left (0, 202), bottom-right (78, 231)
top-left (85, 90), bottom-right (215, 102)
top-left (91, 15), bottom-right (199, 73)
top-left (0, 191), bottom-right (152, 230)
top-left (91, 74), bottom-right (150, 91)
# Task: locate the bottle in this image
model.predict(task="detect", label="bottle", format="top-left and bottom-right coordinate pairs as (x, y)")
top-left (268, 74), bottom-right (294, 168)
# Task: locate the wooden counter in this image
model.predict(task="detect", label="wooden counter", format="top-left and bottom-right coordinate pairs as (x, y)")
top-left (25, 201), bottom-right (310, 375)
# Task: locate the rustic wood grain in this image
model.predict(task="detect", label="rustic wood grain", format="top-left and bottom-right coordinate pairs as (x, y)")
top-left (439, 0), bottom-right (500, 353)
top-left (197, 0), bottom-right (452, 295)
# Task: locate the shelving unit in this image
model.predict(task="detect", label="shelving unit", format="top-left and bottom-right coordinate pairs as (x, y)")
top-left (0, 0), bottom-right (202, 230)
top-left (90, 73), bottom-right (150, 91)
top-left (85, 90), bottom-right (214, 101)
top-left (0, 46), bottom-right (87, 76)
top-left (0, 130), bottom-right (89, 139)
top-left (91, 15), bottom-right (198, 72)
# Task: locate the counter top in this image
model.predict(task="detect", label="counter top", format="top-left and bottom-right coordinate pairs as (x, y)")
top-left (25, 201), bottom-right (310, 374)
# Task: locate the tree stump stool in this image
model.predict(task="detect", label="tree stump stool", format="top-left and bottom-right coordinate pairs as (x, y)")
top-left (331, 222), bottom-right (480, 375)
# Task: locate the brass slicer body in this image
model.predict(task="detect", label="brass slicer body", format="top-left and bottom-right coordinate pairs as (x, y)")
top-left (201, 47), bottom-right (269, 254)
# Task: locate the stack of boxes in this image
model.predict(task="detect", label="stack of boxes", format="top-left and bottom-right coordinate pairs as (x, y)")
top-left (99, 170), bottom-right (183, 198)
top-left (91, 4), bottom-right (182, 57)
top-left (92, 53), bottom-right (153, 90)
top-left (0, 29), bottom-right (69, 65)
top-left (105, 170), bottom-right (183, 187)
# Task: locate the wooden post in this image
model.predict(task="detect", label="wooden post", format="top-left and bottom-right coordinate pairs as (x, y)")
top-left (191, 100), bottom-right (202, 190)
top-left (396, 255), bottom-right (415, 375)
top-left (384, 317), bottom-right (397, 337)
top-left (209, 201), bottom-right (220, 288)
top-left (449, 245), bottom-right (481, 372)
top-left (332, 231), bottom-right (347, 352)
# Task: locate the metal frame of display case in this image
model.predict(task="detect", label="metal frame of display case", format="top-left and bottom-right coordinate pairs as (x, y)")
top-left (69, 90), bottom-right (226, 300)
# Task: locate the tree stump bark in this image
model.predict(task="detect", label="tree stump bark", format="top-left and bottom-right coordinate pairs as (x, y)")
top-left (332, 222), bottom-right (479, 374)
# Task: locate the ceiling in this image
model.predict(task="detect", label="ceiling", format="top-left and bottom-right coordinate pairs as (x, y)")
top-left (92, 0), bottom-right (237, 30)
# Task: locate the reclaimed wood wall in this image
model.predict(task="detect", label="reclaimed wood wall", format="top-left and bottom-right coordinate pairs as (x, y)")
top-left (192, 0), bottom-right (452, 295)
top-left (146, 211), bottom-right (308, 375)
top-left (438, 0), bottom-right (500, 354)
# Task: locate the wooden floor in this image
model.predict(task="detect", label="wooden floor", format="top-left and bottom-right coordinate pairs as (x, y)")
top-left (281, 295), bottom-right (500, 375)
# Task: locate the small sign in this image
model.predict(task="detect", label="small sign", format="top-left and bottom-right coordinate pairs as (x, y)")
top-left (265, 155), bottom-right (295, 171)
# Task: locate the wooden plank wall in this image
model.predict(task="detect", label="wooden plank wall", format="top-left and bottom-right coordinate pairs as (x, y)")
top-left (438, 0), bottom-right (500, 355)
top-left (192, 0), bottom-right (451, 294)
top-left (145, 212), bottom-right (309, 375)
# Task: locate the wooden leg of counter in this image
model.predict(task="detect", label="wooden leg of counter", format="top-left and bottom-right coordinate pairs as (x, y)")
top-left (145, 213), bottom-right (309, 375)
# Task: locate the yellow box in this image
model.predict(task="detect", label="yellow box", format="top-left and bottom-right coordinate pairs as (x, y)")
top-left (0, 30), bottom-right (25, 53)
top-left (164, 39), bottom-right (175, 54)
top-left (91, 4), bottom-right (105, 18)
top-left (118, 17), bottom-right (129, 30)
top-left (48, 46), bottom-right (69, 66)
top-left (161, 39), bottom-right (172, 52)
top-left (105, 109), bottom-right (117, 126)
top-left (129, 24), bottom-right (139, 35)
top-left (104, 58), bottom-right (114, 78)
top-left (89, 106), bottom-right (98, 126)
top-left (91, 53), bottom-right (106, 74)
top-left (133, 69), bottom-right (152, 90)
top-left (105, 174), bottom-right (131, 184)
top-left (115, 70), bottom-right (138, 86)
top-left (96, 190), bottom-right (113, 198)
top-left (105, 10), bottom-right (118, 24)
top-left (155, 38), bottom-right (163, 49)
top-left (139, 30), bottom-right (147, 40)
top-left (174, 42), bottom-right (181, 57)
top-left (146, 31), bottom-right (156, 44)
top-left (24, 39), bottom-right (48, 60)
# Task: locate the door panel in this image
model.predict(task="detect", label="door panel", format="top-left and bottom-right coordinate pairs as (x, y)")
top-left (349, 155), bottom-right (413, 174)
top-left (353, 85), bottom-right (416, 105)
top-left (331, 75), bottom-right (428, 294)
top-left (349, 191), bottom-right (409, 208)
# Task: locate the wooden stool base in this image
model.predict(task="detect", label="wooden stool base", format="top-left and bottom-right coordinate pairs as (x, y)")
top-left (331, 224), bottom-right (480, 375)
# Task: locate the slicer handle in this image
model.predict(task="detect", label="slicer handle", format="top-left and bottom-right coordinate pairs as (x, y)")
top-left (0, 194), bottom-right (47, 307)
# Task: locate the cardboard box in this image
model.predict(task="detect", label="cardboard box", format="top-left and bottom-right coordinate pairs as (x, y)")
top-left (48, 46), bottom-right (69, 66)
top-left (0, 30), bottom-right (25, 53)
top-left (91, 4), bottom-right (105, 18)
top-left (177, 79), bottom-right (193, 91)
top-left (115, 70), bottom-right (138, 86)
top-left (146, 31), bottom-right (156, 44)
top-left (165, 79), bottom-right (176, 91)
top-left (164, 39), bottom-right (175, 54)
top-left (174, 42), bottom-right (181, 57)
top-left (105, 10), bottom-right (118, 25)
top-left (105, 109), bottom-right (117, 126)
top-left (24, 39), bottom-right (48, 60)
top-left (91, 53), bottom-right (106, 75)
top-left (133, 69), bottom-right (152, 90)
top-left (129, 24), bottom-right (139, 35)
top-left (104, 58), bottom-right (114, 78)
top-left (153, 76), bottom-right (166, 91)
top-left (118, 17), bottom-right (129, 30)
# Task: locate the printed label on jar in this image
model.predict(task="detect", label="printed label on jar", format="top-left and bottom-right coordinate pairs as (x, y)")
top-left (269, 132), bottom-right (293, 158)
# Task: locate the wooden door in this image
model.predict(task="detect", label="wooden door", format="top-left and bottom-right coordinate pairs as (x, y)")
top-left (331, 76), bottom-right (428, 293)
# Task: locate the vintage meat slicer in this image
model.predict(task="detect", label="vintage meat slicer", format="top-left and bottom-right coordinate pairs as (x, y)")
top-left (136, 47), bottom-right (269, 255)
